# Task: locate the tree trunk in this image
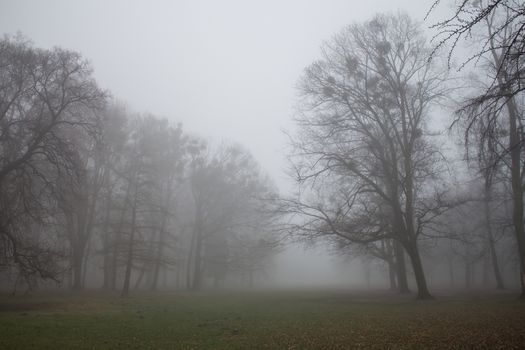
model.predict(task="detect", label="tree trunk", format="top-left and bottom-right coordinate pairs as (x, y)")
top-left (102, 188), bottom-right (113, 290)
top-left (134, 262), bottom-right (148, 291)
top-left (488, 237), bottom-right (505, 290)
top-left (388, 260), bottom-right (397, 291)
top-left (507, 99), bottom-right (525, 298)
top-left (71, 165), bottom-right (104, 291)
top-left (71, 246), bottom-right (83, 290)
top-left (394, 240), bottom-right (410, 293)
top-left (487, 26), bottom-right (525, 298)
top-left (110, 182), bottom-right (132, 290)
top-left (81, 240), bottom-right (91, 288)
top-left (121, 183), bottom-right (138, 298)
top-left (186, 229), bottom-right (196, 290)
top-left (405, 242), bottom-right (433, 299)
top-left (151, 216), bottom-right (169, 291)
top-left (151, 178), bottom-right (174, 291)
top-left (483, 183), bottom-right (505, 289)
top-left (71, 200), bottom-right (88, 291)
top-left (191, 226), bottom-right (203, 291)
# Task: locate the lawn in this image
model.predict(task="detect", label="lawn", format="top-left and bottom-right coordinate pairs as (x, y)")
top-left (0, 289), bottom-right (524, 349)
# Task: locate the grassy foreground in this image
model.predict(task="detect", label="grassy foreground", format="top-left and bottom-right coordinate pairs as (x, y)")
top-left (0, 289), bottom-right (524, 349)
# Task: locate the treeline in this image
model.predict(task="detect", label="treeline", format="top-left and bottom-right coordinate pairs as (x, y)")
top-left (0, 35), bottom-right (279, 295)
top-left (284, 6), bottom-right (525, 299)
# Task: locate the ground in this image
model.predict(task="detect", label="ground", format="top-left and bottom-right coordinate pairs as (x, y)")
top-left (0, 289), bottom-right (524, 349)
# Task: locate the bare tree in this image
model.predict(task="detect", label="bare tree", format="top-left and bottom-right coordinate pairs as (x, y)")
top-left (288, 13), bottom-right (450, 299)
top-left (0, 35), bottom-right (106, 286)
top-left (445, 3), bottom-right (525, 297)
top-left (186, 143), bottom-right (277, 290)
top-left (430, 0), bottom-right (525, 94)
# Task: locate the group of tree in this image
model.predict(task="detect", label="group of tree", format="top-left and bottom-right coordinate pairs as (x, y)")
top-left (4, 1), bottom-right (525, 301)
top-left (0, 35), bottom-right (279, 295)
top-left (285, 2), bottom-right (525, 299)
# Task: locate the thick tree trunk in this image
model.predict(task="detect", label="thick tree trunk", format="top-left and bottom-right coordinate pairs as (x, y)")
top-left (405, 242), bottom-right (433, 299)
top-left (485, 199), bottom-right (504, 289)
top-left (394, 240), bottom-right (410, 293)
top-left (388, 260), bottom-right (397, 291)
top-left (488, 32), bottom-right (525, 298)
top-left (71, 247), bottom-right (83, 290)
top-left (489, 241), bottom-right (505, 290)
top-left (483, 182), bottom-right (505, 289)
top-left (506, 99), bottom-right (525, 298)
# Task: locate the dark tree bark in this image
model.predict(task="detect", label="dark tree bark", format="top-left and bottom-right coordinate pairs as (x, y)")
top-left (483, 185), bottom-right (505, 289)
top-left (388, 260), bottom-right (397, 291)
top-left (394, 240), bottom-right (410, 294)
top-left (406, 242), bottom-right (433, 299)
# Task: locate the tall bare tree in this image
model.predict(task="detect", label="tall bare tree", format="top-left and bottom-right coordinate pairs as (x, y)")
top-left (0, 35), bottom-right (106, 286)
top-left (446, 2), bottom-right (525, 296)
top-left (288, 13), bottom-right (449, 299)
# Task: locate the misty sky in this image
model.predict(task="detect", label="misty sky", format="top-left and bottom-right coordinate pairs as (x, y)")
top-left (0, 0), bottom-right (445, 190)
top-left (0, 0), bottom-right (450, 284)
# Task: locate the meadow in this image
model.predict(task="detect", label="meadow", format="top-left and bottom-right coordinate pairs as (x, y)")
top-left (1, 289), bottom-right (524, 349)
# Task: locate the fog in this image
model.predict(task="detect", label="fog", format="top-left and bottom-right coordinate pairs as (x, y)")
top-left (0, 0), bottom-right (438, 184)
top-left (4, 0), bottom-right (525, 347)
top-left (0, 0), bottom-right (449, 290)
top-left (3, 1), bottom-right (525, 347)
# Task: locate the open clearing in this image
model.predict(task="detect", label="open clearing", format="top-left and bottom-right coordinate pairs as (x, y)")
top-left (1, 290), bottom-right (525, 349)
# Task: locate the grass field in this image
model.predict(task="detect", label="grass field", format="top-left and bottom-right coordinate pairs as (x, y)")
top-left (1, 289), bottom-right (525, 349)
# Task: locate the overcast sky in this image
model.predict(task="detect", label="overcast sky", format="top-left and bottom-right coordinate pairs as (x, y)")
top-left (0, 0), bottom-right (447, 191)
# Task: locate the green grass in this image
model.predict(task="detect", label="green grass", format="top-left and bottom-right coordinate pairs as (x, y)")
top-left (1, 289), bottom-right (525, 349)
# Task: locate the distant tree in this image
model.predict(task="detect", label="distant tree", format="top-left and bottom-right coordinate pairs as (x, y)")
top-left (465, 119), bottom-right (506, 289)
top-left (436, 1), bottom-right (525, 296)
top-left (97, 103), bottom-right (129, 290)
top-left (186, 143), bottom-right (277, 290)
top-left (148, 120), bottom-right (186, 291)
top-left (0, 34), bottom-right (280, 294)
top-left (118, 116), bottom-right (184, 297)
top-left (287, 13), bottom-right (451, 299)
top-left (0, 35), bottom-right (106, 287)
